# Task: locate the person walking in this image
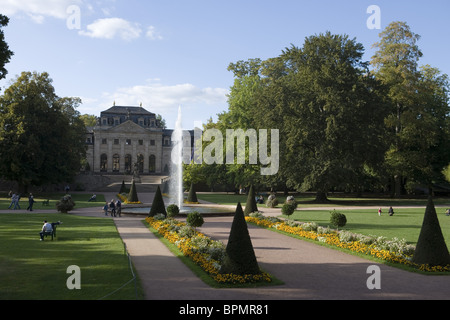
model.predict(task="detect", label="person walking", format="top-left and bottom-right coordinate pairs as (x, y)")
top-left (378, 208), bottom-right (382, 216)
top-left (109, 200), bottom-right (116, 217)
top-left (115, 199), bottom-right (122, 217)
top-left (103, 202), bottom-right (109, 216)
top-left (27, 193), bottom-right (35, 211)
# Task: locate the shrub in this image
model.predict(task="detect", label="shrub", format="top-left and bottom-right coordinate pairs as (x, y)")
top-left (179, 225), bottom-right (195, 238)
top-left (244, 185), bottom-right (258, 215)
top-left (186, 211), bottom-right (204, 230)
top-left (127, 179), bottom-right (139, 203)
top-left (167, 204), bottom-right (180, 218)
top-left (301, 222), bottom-right (318, 232)
top-left (281, 202), bottom-right (296, 218)
top-left (221, 203), bottom-right (261, 275)
top-left (56, 195), bottom-right (75, 213)
top-left (187, 183), bottom-right (198, 203)
top-left (330, 210), bottom-right (347, 230)
top-left (266, 194), bottom-right (279, 208)
top-left (149, 185), bottom-right (166, 217)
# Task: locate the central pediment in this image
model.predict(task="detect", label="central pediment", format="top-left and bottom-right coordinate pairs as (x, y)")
top-left (102, 120), bottom-right (152, 134)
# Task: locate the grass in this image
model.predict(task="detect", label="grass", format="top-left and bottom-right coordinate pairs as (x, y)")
top-left (0, 213), bottom-right (144, 300)
top-left (197, 192), bottom-right (450, 248)
top-left (284, 208), bottom-right (450, 248)
top-left (197, 192), bottom-right (450, 207)
top-left (0, 193), bottom-right (106, 210)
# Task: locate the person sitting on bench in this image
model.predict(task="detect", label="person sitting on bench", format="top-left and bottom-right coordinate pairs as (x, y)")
top-left (40, 221), bottom-right (53, 241)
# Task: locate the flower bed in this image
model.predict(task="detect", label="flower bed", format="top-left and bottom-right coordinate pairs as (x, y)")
top-left (117, 193), bottom-right (142, 204)
top-left (245, 214), bottom-right (450, 273)
top-left (145, 216), bottom-right (272, 284)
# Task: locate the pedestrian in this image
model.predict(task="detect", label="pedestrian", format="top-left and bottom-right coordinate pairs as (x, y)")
top-left (116, 199), bottom-right (122, 217)
top-left (388, 206), bottom-right (394, 216)
top-left (13, 194), bottom-right (20, 210)
top-left (109, 200), bottom-right (116, 217)
top-left (445, 209), bottom-right (450, 216)
top-left (103, 202), bottom-right (108, 216)
top-left (378, 208), bottom-right (382, 216)
top-left (8, 193), bottom-right (16, 209)
top-left (27, 193), bottom-right (35, 211)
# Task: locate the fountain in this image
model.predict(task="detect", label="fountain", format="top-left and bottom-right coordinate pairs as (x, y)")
top-left (169, 106), bottom-right (184, 209)
top-left (121, 106), bottom-right (234, 216)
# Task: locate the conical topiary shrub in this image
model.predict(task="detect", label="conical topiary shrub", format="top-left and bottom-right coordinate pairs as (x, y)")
top-left (220, 202), bottom-right (261, 275)
top-left (412, 196), bottom-right (450, 266)
top-left (149, 185), bottom-right (166, 217)
top-left (119, 180), bottom-right (127, 194)
top-left (127, 179), bottom-right (139, 203)
top-left (244, 184), bottom-right (258, 215)
top-left (187, 183), bottom-right (198, 203)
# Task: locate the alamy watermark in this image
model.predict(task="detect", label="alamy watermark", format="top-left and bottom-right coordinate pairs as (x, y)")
top-left (172, 125), bottom-right (280, 176)
top-left (367, 5), bottom-right (381, 30)
top-left (66, 5), bottom-right (81, 30)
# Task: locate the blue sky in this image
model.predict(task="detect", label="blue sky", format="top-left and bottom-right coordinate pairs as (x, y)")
top-left (0, 0), bottom-right (449, 129)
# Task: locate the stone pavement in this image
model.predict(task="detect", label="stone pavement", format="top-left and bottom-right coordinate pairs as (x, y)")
top-left (70, 192), bottom-right (450, 300)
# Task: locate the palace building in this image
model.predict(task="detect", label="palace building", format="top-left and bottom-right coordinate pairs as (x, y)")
top-left (85, 105), bottom-right (190, 175)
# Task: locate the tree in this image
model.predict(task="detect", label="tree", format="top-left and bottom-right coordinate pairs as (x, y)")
top-left (186, 211), bottom-right (204, 231)
top-left (0, 15), bottom-right (13, 85)
top-left (255, 33), bottom-right (388, 201)
top-left (220, 202), bottom-right (260, 275)
top-left (371, 22), bottom-right (450, 196)
top-left (149, 185), bottom-right (166, 217)
top-left (0, 72), bottom-right (86, 192)
top-left (412, 197), bottom-right (450, 266)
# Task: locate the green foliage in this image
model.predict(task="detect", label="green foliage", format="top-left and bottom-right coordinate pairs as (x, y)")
top-left (119, 180), bottom-right (127, 194)
top-left (330, 210), bottom-right (347, 229)
top-left (56, 194), bottom-right (75, 213)
top-left (244, 184), bottom-right (258, 215)
top-left (281, 202), bottom-right (296, 218)
top-left (149, 185), bottom-right (166, 217)
top-left (0, 72), bottom-right (86, 190)
top-left (0, 14), bottom-right (13, 82)
top-left (220, 202), bottom-right (260, 275)
top-left (186, 211), bottom-right (204, 230)
top-left (413, 197), bottom-right (450, 266)
top-left (127, 179), bottom-right (139, 203)
top-left (187, 183), bottom-right (198, 203)
top-left (166, 204), bottom-right (180, 218)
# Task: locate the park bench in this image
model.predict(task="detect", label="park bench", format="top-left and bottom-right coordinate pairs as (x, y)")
top-left (42, 223), bottom-right (60, 241)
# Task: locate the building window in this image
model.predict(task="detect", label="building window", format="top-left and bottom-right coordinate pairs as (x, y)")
top-left (149, 155), bottom-right (156, 173)
top-left (126, 139), bottom-right (132, 145)
top-left (125, 154), bottom-right (132, 173)
top-left (138, 140), bottom-right (143, 146)
top-left (113, 154), bottom-right (120, 172)
top-left (150, 140), bottom-right (155, 146)
top-left (102, 139), bottom-right (107, 145)
top-left (100, 154), bottom-right (108, 172)
top-left (114, 139), bottom-right (119, 145)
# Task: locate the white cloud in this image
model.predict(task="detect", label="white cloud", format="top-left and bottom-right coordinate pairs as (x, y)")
top-left (146, 26), bottom-right (163, 40)
top-left (100, 80), bottom-right (228, 114)
top-left (79, 18), bottom-right (142, 41)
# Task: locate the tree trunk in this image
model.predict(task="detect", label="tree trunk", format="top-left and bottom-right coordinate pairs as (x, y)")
top-left (314, 191), bottom-right (329, 203)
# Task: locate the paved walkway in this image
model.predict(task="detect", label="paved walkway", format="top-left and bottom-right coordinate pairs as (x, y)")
top-left (8, 192), bottom-right (449, 300)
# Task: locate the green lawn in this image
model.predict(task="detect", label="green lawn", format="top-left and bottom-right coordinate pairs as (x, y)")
top-left (0, 193), bottom-right (106, 210)
top-left (286, 208), bottom-right (450, 248)
top-left (197, 193), bottom-right (450, 248)
top-left (0, 213), bottom-right (143, 300)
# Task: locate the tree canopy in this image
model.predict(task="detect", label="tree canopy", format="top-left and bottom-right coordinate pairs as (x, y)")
top-left (0, 71), bottom-right (87, 192)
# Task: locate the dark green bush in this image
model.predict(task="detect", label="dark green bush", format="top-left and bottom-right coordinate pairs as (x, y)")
top-left (330, 210), bottom-right (347, 229)
top-left (166, 204), bottom-right (180, 218)
top-left (244, 184), bottom-right (258, 215)
top-left (56, 195), bottom-right (75, 213)
top-left (149, 185), bottom-right (166, 217)
top-left (186, 211), bottom-right (204, 230)
top-left (281, 202), bottom-right (296, 217)
top-left (187, 183), bottom-right (198, 203)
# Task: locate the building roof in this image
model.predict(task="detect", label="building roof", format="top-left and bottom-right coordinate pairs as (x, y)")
top-left (101, 106), bottom-right (155, 117)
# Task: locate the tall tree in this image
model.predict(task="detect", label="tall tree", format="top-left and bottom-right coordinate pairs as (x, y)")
top-left (0, 15), bottom-right (13, 84)
top-left (371, 22), bottom-right (450, 195)
top-left (0, 72), bottom-right (87, 192)
top-left (256, 33), bottom-right (388, 201)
